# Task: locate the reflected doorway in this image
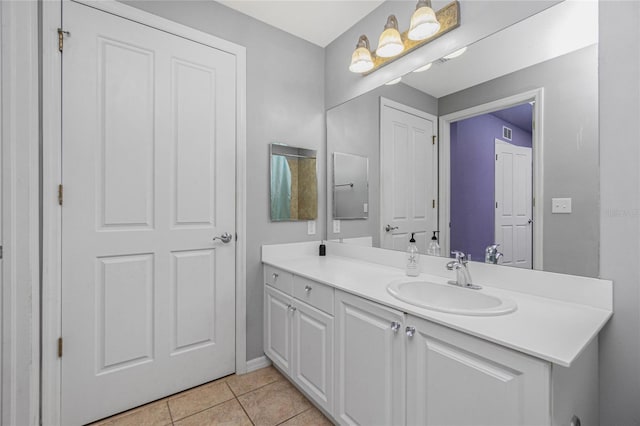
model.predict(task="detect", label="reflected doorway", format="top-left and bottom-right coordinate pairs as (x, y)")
top-left (442, 95), bottom-right (541, 269)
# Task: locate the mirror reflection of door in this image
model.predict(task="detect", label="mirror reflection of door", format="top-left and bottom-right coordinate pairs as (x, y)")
top-left (449, 102), bottom-right (533, 267)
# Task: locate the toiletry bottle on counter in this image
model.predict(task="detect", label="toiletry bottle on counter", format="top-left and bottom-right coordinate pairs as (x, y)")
top-left (406, 233), bottom-right (420, 277)
top-left (427, 231), bottom-right (441, 256)
top-left (319, 241), bottom-right (326, 256)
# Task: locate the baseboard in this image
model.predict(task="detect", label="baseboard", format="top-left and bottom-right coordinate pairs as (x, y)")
top-left (245, 355), bottom-right (271, 373)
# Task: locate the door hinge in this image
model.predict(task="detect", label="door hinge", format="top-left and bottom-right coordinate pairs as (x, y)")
top-left (496, 202), bottom-right (498, 208)
top-left (432, 199), bottom-right (436, 208)
top-left (57, 28), bottom-right (69, 53)
top-left (0, 246), bottom-right (3, 260)
top-left (432, 135), bottom-right (436, 145)
top-left (58, 184), bottom-right (63, 206)
top-left (496, 154), bottom-right (498, 161)
top-left (57, 337), bottom-right (63, 358)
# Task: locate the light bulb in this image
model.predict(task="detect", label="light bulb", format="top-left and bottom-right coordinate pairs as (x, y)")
top-left (376, 15), bottom-right (404, 58)
top-left (408, 0), bottom-right (440, 41)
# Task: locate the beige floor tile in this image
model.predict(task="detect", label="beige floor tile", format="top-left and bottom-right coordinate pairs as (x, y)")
top-left (226, 365), bottom-right (284, 396)
top-left (278, 406), bottom-right (334, 426)
top-left (167, 379), bottom-right (235, 421)
top-left (238, 379), bottom-right (311, 426)
top-left (90, 400), bottom-right (172, 426)
top-left (174, 398), bottom-right (252, 426)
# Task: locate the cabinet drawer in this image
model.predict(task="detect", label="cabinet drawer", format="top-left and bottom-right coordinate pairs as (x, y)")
top-left (293, 275), bottom-right (334, 315)
top-left (265, 265), bottom-right (293, 295)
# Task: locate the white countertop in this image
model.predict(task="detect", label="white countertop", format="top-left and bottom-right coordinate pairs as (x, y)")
top-left (263, 253), bottom-right (612, 367)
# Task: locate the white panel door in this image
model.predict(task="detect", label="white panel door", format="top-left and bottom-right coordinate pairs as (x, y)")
top-left (334, 290), bottom-right (405, 426)
top-left (406, 315), bottom-right (550, 426)
top-left (292, 300), bottom-right (334, 414)
top-left (495, 140), bottom-right (533, 268)
top-left (380, 99), bottom-right (437, 254)
top-left (61, 3), bottom-right (236, 424)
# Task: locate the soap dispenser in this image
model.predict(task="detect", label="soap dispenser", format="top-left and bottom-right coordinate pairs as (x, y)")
top-left (406, 233), bottom-right (420, 277)
top-left (427, 231), bottom-right (441, 256)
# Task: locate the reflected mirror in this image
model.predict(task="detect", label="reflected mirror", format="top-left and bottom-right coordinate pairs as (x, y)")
top-left (270, 144), bottom-right (318, 221)
top-left (333, 153), bottom-right (369, 220)
top-left (326, 1), bottom-right (599, 277)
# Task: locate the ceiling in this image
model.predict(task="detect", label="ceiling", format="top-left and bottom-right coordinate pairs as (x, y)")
top-left (402, 0), bottom-right (598, 98)
top-left (217, 0), bottom-right (386, 47)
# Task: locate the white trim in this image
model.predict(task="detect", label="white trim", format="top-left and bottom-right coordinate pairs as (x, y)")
top-left (246, 355), bottom-right (272, 373)
top-left (41, 1), bottom-right (248, 422)
top-left (438, 88), bottom-right (544, 270)
top-left (1, 1), bottom-right (41, 424)
top-left (379, 97), bottom-right (438, 249)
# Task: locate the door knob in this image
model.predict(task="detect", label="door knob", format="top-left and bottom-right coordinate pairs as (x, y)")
top-left (385, 225), bottom-right (399, 232)
top-left (213, 232), bottom-right (233, 243)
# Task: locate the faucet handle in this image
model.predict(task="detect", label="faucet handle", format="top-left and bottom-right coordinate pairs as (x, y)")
top-left (451, 251), bottom-right (467, 263)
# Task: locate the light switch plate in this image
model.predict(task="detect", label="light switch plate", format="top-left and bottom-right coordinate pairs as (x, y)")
top-left (363, 203), bottom-right (368, 213)
top-left (307, 220), bottom-right (316, 235)
top-left (333, 220), bottom-right (341, 233)
top-left (552, 197), bottom-right (572, 214)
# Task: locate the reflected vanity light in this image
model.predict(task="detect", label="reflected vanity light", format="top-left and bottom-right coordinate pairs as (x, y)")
top-left (385, 77), bottom-right (402, 85)
top-left (348, 0), bottom-right (460, 75)
top-left (376, 15), bottom-right (404, 58)
top-left (442, 46), bottom-right (467, 60)
top-left (413, 62), bottom-right (433, 72)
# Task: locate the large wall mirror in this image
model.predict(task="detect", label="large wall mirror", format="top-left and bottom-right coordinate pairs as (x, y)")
top-left (270, 143), bottom-right (318, 221)
top-left (326, 1), bottom-right (599, 278)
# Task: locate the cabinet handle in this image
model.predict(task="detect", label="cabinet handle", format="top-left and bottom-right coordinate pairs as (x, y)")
top-left (406, 326), bottom-right (416, 338)
top-left (287, 304), bottom-right (297, 312)
top-left (390, 321), bottom-right (401, 333)
top-left (304, 285), bottom-right (312, 293)
top-left (272, 273), bottom-right (279, 280)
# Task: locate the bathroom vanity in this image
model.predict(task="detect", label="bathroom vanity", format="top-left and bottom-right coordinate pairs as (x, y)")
top-left (262, 241), bottom-right (612, 426)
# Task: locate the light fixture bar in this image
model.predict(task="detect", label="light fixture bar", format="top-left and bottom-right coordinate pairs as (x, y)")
top-left (361, 0), bottom-right (460, 76)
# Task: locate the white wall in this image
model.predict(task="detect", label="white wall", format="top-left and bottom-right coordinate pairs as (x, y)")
top-left (123, 0), bottom-right (326, 361)
top-left (598, 2), bottom-right (640, 424)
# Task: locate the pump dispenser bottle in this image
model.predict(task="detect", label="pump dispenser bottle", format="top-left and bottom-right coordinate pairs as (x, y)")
top-left (406, 233), bottom-right (420, 277)
top-left (427, 231), bottom-right (441, 256)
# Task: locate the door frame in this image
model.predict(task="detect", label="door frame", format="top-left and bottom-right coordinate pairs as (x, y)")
top-left (379, 97), bottom-right (438, 250)
top-left (438, 88), bottom-right (543, 270)
top-left (41, 1), bottom-right (247, 423)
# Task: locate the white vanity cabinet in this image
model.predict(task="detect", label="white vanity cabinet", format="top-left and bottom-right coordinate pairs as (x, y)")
top-left (405, 314), bottom-right (551, 426)
top-left (334, 290), bottom-right (406, 426)
top-left (264, 267), bottom-right (334, 414)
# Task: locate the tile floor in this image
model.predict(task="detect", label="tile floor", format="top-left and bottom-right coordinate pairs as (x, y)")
top-left (90, 366), bottom-right (334, 426)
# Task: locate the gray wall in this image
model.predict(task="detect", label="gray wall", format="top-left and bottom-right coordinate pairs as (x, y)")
top-left (124, 0), bottom-right (326, 361)
top-left (326, 83), bottom-right (437, 245)
top-left (324, 0), bottom-right (560, 109)
top-left (439, 45), bottom-right (599, 278)
top-left (599, 2), bottom-right (640, 424)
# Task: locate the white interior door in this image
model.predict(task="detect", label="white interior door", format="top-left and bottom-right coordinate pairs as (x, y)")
top-left (380, 98), bottom-right (437, 253)
top-left (61, 3), bottom-right (236, 424)
top-left (495, 139), bottom-right (532, 268)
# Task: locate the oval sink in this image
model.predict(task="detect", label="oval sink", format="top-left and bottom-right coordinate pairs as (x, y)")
top-left (387, 279), bottom-right (517, 316)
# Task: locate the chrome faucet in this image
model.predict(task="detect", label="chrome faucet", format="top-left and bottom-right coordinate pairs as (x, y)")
top-left (446, 251), bottom-right (481, 290)
top-left (485, 244), bottom-right (503, 265)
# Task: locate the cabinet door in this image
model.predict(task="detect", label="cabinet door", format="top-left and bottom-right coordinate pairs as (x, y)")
top-left (264, 285), bottom-right (293, 373)
top-left (406, 315), bottom-right (551, 426)
top-left (292, 300), bottom-right (334, 414)
top-left (334, 290), bottom-right (405, 426)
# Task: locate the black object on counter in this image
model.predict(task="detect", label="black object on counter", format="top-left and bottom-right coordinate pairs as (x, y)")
top-left (319, 241), bottom-right (326, 256)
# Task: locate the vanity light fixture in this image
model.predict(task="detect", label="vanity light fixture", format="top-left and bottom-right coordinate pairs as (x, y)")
top-left (376, 15), bottom-right (404, 58)
top-left (442, 46), bottom-right (467, 60)
top-left (348, 1), bottom-right (460, 75)
top-left (349, 35), bottom-right (374, 73)
top-left (385, 77), bottom-right (402, 85)
top-left (408, 0), bottom-right (441, 41)
top-left (413, 62), bottom-right (433, 73)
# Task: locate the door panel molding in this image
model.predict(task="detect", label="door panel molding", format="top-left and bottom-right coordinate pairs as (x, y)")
top-left (41, 1), bottom-right (247, 423)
